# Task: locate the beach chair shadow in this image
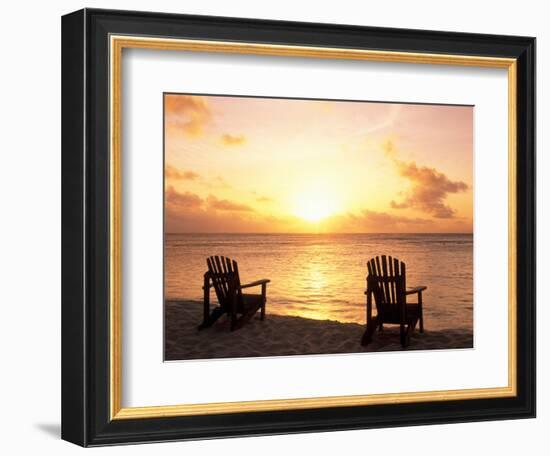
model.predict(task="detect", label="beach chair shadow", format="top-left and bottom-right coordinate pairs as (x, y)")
top-left (198, 256), bottom-right (270, 331)
top-left (361, 255), bottom-right (427, 348)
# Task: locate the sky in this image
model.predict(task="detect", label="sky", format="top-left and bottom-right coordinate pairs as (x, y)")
top-left (164, 94), bottom-right (473, 233)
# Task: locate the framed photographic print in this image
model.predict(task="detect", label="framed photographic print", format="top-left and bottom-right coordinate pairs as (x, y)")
top-left (61, 8), bottom-right (536, 447)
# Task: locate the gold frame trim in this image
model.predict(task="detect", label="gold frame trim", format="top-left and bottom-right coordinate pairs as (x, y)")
top-left (109, 35), bottom-right (517, 420)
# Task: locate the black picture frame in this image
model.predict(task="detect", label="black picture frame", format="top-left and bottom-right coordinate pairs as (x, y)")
top-left (62, 8), bottom-right (535, 447)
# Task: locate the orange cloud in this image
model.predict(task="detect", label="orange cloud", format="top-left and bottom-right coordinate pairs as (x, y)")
top-left (165, 95), bottom-right (211, 137)
top-left (165, 186), bottom-right (203, 209)
top-left (207, 195), bottom-right (254, 212)
top-left (165, 165), bottom-right (200, 181)
top-left (384, 140), bottom-right (468, 219)
top-left (324, 210), bottom-right (434, 233)
top-left (165, 187), bottom-right (279, 233)
top-left (358, 210), bottom-right (434, 227)
top-left (220, 133), bottom-right (246, 146)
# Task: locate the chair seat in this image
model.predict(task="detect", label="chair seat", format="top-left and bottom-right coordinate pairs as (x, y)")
top-left (379, 304), bottom-right (421, 324)
top-left (239, 294), bottom-right (264, 313)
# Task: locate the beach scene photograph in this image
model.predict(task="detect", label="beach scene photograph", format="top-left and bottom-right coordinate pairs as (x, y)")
top-left (163, 93), bottom-right (473, 361)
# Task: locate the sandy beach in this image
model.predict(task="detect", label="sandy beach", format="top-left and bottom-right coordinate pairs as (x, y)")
top-left (165, 300), bottom-right (473, 361)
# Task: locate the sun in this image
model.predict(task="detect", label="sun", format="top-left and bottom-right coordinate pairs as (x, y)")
top-left (294, 190), bottom-right (337, 223)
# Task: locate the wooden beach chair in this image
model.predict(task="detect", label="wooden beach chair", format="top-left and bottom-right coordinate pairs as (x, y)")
top-left (198, 256), bottom-right (270, 331)
top-left (361, 256), bottom-right (427, 348)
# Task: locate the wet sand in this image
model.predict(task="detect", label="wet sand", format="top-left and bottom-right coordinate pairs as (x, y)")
top-left (165, 300), bottom-right (473, 361)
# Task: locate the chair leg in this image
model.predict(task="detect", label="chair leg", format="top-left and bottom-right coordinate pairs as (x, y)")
top-left (402, 319), bottom-right (419, 347)
top-left (418, 291), bottom-right (424, 333)
top-left (260, 283), bottom-right (266, 320)
top-left (361, 315), bottom-right (378, 346)
top-left (198, 306), bottom-right (225, 330)
top-left (361, 331), bottom-right (371, 346)
top-left (233, 304), bottom-right (262, 331)
top-left (400, 323), bottom-right (406, 347)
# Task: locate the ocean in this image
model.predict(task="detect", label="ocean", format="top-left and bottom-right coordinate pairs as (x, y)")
top-left (165, 233), bottom-right (473, 331)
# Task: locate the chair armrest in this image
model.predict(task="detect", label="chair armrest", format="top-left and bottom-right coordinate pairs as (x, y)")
top-left (405, 285), bottom-right (427, 295)
top-left (240, 279), bottom-right (270, 289)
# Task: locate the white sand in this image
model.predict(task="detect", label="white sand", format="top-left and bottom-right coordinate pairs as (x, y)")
top-left (165, 300), bottom-right (473, 361)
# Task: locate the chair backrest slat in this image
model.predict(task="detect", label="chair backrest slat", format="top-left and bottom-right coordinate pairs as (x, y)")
top-left (209, 256), bottom-right (223, 302)
top-left (393, 257), bottom-right (400, 306)
top-left (388, 256), bottom-right (395, 305)
top-left (381, 255), bottom-right (391, 305)
top-left (214, 256), bottom-right (226, 298)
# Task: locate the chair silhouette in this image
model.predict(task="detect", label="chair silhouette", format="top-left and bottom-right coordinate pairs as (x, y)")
top-left (361, 256), bottom-right (426, 348)
top-left (199, 256), bottom-right (270, 331)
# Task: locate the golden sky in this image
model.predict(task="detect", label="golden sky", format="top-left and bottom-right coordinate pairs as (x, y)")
top-left (164, 94), bottom-right (473, 233)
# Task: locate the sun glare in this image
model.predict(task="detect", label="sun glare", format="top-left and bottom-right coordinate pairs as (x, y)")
top-left (295, 190), bottom-right (337, 223)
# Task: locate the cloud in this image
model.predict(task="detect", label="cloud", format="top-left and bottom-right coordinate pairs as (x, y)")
top-left (324, 209), bottom-right (434, 233)
top-left (213, 176), bottom-right (231, 189)
top-left (359, 209), bottom-right (434, 227)
top-left (220, 133), bottom-right (246, 146)
top-left (165, 95), bottom-right (211, 137)
top-left (165, 167), bottom-right (233, 190)
top-left (165, 187), bottom-right (260, 232)
top-left (206, 195), bottom-right (254, 212)
top-left (165, 187), bottom-right (288, 233)
top-left (165, 165), bottom-right (200, 181)
top-left (383, 140), bottom-right (468, 218)
top-left (165, 186), bottom-right (203, 209)
top-left (256, 196), bottom-right (273, 203)
top-left (165, 187), bottom-right (253, 213)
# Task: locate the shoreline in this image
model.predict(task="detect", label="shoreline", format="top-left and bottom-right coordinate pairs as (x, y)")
top-left (165, 300), bottom-right (473, 361)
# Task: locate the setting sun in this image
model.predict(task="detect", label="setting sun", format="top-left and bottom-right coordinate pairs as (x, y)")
top-left (294, 190), bottom-right (337, 222)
